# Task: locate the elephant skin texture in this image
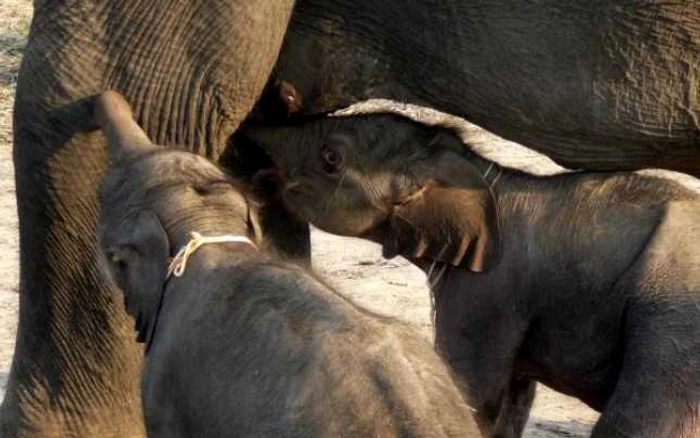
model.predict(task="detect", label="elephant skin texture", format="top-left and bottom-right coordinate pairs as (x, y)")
top-left (267, 0), bottom-right (700, 176)
top-left (93, 91), bottom-right (482, 438)
top-left (243, 114), bottom-right (700, 438)
top-left (7, 2), bottom-right (299, 436)
top-left (11, 1), bottom-right (700, 435)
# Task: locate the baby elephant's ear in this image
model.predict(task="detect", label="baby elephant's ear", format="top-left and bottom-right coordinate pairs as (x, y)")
top-left (383, 151), bottom-right (500, 272)
top-left (105, 211), bottom-right (170, 345)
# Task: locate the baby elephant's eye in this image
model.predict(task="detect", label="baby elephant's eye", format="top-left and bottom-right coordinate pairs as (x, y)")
top-left (320, 144), bottom-right (344, 175)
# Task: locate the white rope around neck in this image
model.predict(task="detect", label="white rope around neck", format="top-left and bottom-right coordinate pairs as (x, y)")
top-left (166, 231), bottom-right (257, 278)
top-left (482, 162), bottom-right (502, 189)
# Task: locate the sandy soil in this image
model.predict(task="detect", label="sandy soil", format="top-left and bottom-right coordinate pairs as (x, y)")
top-left (0, 0), bottom-right (27, 405)
top-left (1, 2), bottom-right (699, 437)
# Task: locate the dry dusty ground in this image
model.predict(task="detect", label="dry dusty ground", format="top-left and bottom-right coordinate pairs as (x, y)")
top-left (1, 2), bottom-right (700, 437)
top-left (0, 0), bottom-right (27, 408)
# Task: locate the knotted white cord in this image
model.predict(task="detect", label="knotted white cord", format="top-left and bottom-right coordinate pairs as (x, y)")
top-left (166, 231), bottom-right (257, 278)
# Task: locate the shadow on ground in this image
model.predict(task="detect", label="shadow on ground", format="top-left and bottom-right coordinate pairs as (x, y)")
top-left (525, 418), bottom-right (593, 437)
top-left (0, 30), bottom-right (27, 88)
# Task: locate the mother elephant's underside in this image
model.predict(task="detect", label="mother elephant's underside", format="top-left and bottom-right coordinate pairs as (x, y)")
top-left (271, 0), bottom-right (700, 175)
top-left (4, 0), bottom-right (700, 436)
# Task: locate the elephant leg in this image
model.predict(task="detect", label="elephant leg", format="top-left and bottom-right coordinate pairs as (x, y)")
top-left (434, 282), bottom-right (529, 437)
top-left (465, 375), bottom-right (533, 438)
top-left (593, 362), bottom-right (699, 438)
top-left (4, 1), bottom-right (295, 436)
top-left (492, 378), bottom-right (536, 438)
top-left (592, 310), bottom-right (700, 437)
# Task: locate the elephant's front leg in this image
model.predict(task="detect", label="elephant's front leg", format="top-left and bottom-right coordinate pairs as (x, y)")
top-left (7, 1), bottom-right (296, 436)
top-left (493, 378), bottom-right (536, 437)
top-left (434, 281), bottom-right (530, 437)
top-left (435, 333), bottom-right (530, 437)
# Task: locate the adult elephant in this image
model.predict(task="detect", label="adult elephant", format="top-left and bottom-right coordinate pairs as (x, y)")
top-left (262, 0), bottom-right (700, 176)
top-left (6, 1), bottom-right (700, 437)
top-left (5, 2), bottom-right (299, 437)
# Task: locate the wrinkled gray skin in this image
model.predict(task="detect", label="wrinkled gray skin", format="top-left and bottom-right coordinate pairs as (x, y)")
top-left (244, 115), bottom-right (700, 438)
top-left (95, 91), bottom-right (482, 438)
top-left (11, 1), bottom-right (700, 436)
top-left (8, 3), bottom-right (299, 437)
top-left (268, 0), bottom-right (700, 176)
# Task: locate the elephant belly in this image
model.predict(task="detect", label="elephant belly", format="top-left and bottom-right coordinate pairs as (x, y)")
top-left (516, 318), bottom-right (623, 411)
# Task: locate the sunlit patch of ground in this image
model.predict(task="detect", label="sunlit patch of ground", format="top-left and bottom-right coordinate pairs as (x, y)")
top-left (0, 0), bottom-right (32, 402)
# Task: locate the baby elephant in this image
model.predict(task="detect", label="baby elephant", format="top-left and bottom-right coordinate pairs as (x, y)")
top-left (243, 114), bottom-right (700, 438)
top-left (93, 91), bottom-right (482, 438)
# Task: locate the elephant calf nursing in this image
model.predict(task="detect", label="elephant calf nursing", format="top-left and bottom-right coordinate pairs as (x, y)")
top-left (93, 86), bottom-right (700, 438)
top-left (243, 114), bottom-right (700, 438)
top-left (93, 92), bottom-right (481, 438)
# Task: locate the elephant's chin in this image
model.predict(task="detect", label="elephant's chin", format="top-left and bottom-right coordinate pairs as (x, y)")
top-left (354, 219), bottom-right (393, 247)
top-left (313, 216), bottom-right (371, 237)
top-left (280, 190), bottom-right (385, 238)
top-left (304, 208), bottom-right (387, 240)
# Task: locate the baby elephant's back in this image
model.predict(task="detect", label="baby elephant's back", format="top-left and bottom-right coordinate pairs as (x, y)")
top-left (285, 316), bottom-right (480, 437)
top-left (243, 262), bottom-right (481, 437)
top-left (159, 261), bottom-right (481, 437)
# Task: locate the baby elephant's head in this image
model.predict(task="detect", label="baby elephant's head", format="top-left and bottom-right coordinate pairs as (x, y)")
top-left (243, 114), bottom-right (500, 272)
top-left (94, 91), bottom-right (257, 343)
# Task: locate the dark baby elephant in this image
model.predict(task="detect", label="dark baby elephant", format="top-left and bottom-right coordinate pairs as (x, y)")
top-left (93, 91), bottom-right (483, 438)
top-left (244, 115), bottom-right (700, 438)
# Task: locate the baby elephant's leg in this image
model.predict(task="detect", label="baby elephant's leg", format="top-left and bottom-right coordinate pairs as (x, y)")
top-left (436, 340), bottom-right (529, 438)
top-left (593, 307), bottom-right (700, 437)
top-left (434, 285), bottom-right (529, 437)
top-left (492, 378), bottom-right (536, 438)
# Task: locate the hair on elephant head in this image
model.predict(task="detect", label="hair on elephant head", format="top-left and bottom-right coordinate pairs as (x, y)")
top-left (94, 91), bottom-right (260, 345)
top-left (242, 114), bottom-right (501, 272)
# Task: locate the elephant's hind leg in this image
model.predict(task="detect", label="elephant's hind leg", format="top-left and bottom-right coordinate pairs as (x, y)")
top-left (592, 310), bottom-right (700, 437)
top-left (5, 1), bottom-right (296, 436)
top-left (593, 373), bottom-right (700, 438)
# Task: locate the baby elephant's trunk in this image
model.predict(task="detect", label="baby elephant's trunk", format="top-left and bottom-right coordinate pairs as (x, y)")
top-left (94, 90), bottom-right (157, 160)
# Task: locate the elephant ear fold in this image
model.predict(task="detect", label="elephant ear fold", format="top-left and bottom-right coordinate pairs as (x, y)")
top-left (105, 211), bottom-right (170, 347)
top-left (382, 152), bottom-right (501, 272)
